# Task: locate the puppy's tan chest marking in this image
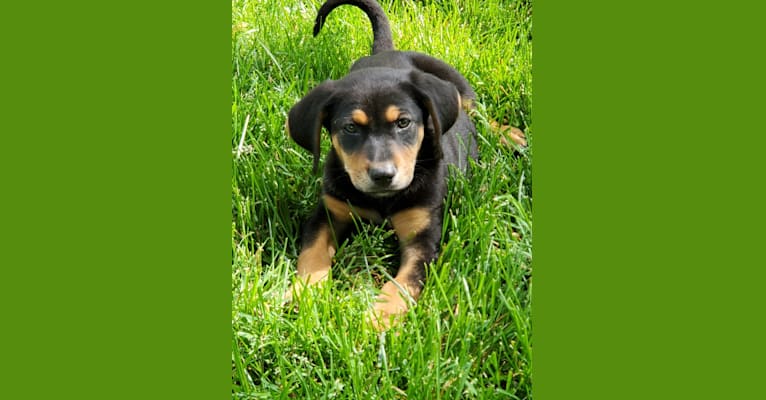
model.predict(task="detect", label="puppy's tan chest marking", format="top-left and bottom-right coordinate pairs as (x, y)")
top-left (323, 194), bottom-right (383, 223)
top-left (390, 207), bottom-right (431, 242)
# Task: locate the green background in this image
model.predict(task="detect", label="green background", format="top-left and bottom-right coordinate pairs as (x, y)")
top-left (2, 0), bottom-right (765, 398)
top-left (534, 1), bottom-right (766, 398)
top-left (1, 1), bottom-right (230, 398)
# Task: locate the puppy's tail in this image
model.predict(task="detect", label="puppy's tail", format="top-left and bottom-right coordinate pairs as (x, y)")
top-left (313, 0), bottom-right (394, 54)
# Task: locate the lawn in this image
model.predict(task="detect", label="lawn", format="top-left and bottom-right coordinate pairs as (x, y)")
top-left (232, 0), bottom-right (532, 398)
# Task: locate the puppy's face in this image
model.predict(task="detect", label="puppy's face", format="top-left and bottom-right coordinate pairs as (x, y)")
top-left (287, 69), bottom-right (461, 194)
top-left (330, 96), bottom-right (424, 197)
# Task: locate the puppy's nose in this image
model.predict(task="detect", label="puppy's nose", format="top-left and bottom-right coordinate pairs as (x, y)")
top-left (368, 164), bottom-right (396, 186)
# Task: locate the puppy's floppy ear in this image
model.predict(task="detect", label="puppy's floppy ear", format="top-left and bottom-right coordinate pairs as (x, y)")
top-left (287, 80), bottom-right (336, 172)
top-left (407, 70), bottom-right (461, 137)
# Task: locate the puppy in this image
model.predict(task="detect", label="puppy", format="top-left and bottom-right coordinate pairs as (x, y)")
top-left (286, 0), bottom-right (478, 330)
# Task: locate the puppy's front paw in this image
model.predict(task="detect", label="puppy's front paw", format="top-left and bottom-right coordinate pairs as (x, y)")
top-left (283, 272), bottom-right (330, 304)
top-left (367, 281), bottom-right (412, 331)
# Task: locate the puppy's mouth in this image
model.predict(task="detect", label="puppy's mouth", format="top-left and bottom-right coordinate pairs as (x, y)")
top-left (354, 174), bottom-right (413, 197)
top-left (345, 167), bottom-right (414, 197)
top-left (365, 189), bottom-right (400, 198)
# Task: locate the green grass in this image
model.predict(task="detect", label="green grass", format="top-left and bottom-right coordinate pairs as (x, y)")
top-left (232, 0), bottom-right (532, 398)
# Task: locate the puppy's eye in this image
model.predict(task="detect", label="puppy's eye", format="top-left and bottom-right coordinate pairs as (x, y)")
top-left (342, 124), bottom-right (358, 134)
top-left (396, 118), bottom-right (411, 129)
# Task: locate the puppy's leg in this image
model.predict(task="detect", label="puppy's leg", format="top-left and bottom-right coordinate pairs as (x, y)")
top-left (286, 201), bottom-right (350, 302)
top-left (369, 207), bottom-right (441, 330)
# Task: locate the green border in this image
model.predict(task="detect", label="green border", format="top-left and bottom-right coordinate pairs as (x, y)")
top-left (5, 0), bottom-right (766, 397)
top-left (2, 1), bottom-right (230, 398)
top-left (535, 1), bottom-right (766, 399)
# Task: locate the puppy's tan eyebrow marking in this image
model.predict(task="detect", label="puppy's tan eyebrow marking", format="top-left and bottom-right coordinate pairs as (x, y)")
top-left (351, 109), bottom-right (369, 125)
top-left (384, 105), bottom-right (400, 123)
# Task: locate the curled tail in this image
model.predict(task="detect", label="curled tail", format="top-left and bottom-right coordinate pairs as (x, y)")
top-left (313, 0), bottom-right (394, 54)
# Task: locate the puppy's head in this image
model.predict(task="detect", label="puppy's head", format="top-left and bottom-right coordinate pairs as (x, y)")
top-left (287, 69), bottom-right (460, 197)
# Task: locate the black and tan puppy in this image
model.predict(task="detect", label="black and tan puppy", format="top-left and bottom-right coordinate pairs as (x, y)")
top-left (286, 0), bottom-right (478, 330)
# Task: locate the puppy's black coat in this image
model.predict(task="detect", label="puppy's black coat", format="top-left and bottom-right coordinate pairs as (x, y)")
top-left (286, 0), bottom-right (478, 329)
